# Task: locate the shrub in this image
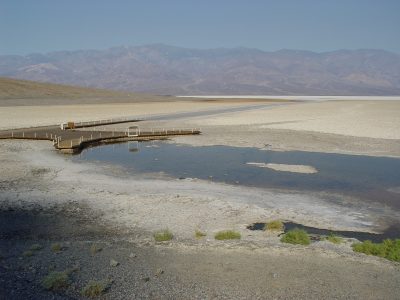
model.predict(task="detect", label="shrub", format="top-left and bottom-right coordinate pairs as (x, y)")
top-left (153, 229), bottom-right (173, 242)
top-left (30, 243), bottom-right (43, 251)
top-left (51, 243), bottom-right (62, 253)
top-left (264, 220), bottom-right (284, 231)
top-left (352, 239), bottom-right (400, 262)
top-left (81, 280), bottom-right (110, 298)
top-left (325, 233), bottom-right (343, 244)
top-left (42, 271), bottom-right (70, 291)
top-left (214, 230), bottom-right (241, 240)
top-left (280, 228), bottom-right (310, 245)
top-left (195, 230), bottom-right (206, 238)
top-left (23, 250), bottom-right (34, 257)
top-left (90, 244), bottom-right (103, 255)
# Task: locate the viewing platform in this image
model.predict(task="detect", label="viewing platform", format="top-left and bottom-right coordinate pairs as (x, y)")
top-left (0, 117), bottom-right (201, 154)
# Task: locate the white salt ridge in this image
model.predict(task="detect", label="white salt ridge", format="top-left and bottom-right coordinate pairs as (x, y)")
top-left (246, 162), bottom-right (318, 174)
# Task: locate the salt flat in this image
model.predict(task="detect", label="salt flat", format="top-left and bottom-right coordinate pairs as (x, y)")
top-left (179, 95), bottom-right (400, 101)
top-left (185, 100), bottom-right (400, 139)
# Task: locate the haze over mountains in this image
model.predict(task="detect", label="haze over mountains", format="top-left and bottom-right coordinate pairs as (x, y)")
top-left (1, 44), bottom-right (400, 96)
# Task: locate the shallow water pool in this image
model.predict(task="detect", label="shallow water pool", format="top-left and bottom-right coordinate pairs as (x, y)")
top-left (73, 141), bottom-right (400, 210)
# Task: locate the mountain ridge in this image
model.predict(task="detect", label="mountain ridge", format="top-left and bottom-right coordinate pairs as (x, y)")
top-left (1, 44), bottom-right (400, 96)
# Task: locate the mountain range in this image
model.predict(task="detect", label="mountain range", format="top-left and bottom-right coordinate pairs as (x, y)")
top-left (1, 44), bottom-right (400, 95)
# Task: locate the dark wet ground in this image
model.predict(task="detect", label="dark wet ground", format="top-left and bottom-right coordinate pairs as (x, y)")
top-left (247, 222), bottom-right (400, 242)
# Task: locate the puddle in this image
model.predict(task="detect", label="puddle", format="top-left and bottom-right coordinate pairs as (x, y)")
top-left (247, 222), bottom-right (400, 242)
top-left (73, 141), bottom-right (400, 210)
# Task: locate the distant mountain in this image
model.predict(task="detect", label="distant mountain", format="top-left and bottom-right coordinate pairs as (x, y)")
top-left (1, 44), bottom-right (400, 95)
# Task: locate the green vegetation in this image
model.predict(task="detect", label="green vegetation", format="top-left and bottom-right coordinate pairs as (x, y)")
top-left (352, 239), bottom-right (400, 262)
top-left (30, 243), bottom-right (43, 251)
top-left (280, 228), bottom-right (311, 245)
top-left (264, 220), bottom-right (284, 231)
top-left (81, 280), bottom-right (110, 298)
top-left (23, 250), bottom-right (34, 257)
top-left (23, 243), bottom-right (43, 257)
top-left (195, 230), bottom-right (207, 239)
top-left (51, 243), bottom-right (62, 253)
top-left (153, 229), bottom-right (173, 242)
top-left (325, 233), bottom-right (344, 244)
top-left (214, 230), bottom-right (241, 240)
top-left (42, 271), bottom-right (70, 291)
top-left (90, 244), bottom-right (103, 255)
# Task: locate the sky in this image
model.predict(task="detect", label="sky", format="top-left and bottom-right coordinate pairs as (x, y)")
top-left (1, 0), bottom-right (400, 55)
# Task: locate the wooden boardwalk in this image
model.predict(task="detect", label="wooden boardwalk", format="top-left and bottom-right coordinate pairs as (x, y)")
top-left (0, 125), bottom-right (200, 154)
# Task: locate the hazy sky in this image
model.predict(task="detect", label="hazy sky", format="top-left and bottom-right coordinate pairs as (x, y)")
top-left (1, 0), bottom-right (400, 55)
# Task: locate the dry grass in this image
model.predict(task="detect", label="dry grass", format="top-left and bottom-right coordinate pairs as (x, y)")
top-left (153, 229), bottom-right (173, 242)
top-left (23, 250), bottom-right (34, 257)
top-left (195, 230), bottom-right (207, 239)
top-left (51, 243), bottom-right (62, 253)
top-left (264, 220), bottom-right (284, 231)
top-left (90, 244), bottom-right (103, 255)
top-left (42, 271), bottom-right (70, 291)
top-left (81, 280), bottom-right (111, 298)
top-left (280, 229), bottom-right (310, 245)
top-left (30, 243), bottom-right (43, 251)
top-left (214, 230), bottom-right (241, 240)
top-left (352, 239), bottom-right (400, 262)
top-left (325, 233), bottom-right (344, 244)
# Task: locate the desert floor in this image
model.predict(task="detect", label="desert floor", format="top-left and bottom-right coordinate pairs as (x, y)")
top-left (1, 99), bottom-right (399, 299)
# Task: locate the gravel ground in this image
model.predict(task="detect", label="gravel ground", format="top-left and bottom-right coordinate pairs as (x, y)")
top-left (1, 207), bottom-right (400, 300)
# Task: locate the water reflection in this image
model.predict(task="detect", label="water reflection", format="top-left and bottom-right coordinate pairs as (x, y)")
top-left (74, 141), bottom-right (400, 210)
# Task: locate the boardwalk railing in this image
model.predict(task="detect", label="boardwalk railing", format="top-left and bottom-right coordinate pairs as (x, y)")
top-left (61, 116), bottom-right (143, 130)
top-left (56, 128), bottom-right (201, 150)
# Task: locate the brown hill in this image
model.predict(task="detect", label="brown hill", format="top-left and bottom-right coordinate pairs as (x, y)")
top-left (0, 77), bottom-right (172, 106)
